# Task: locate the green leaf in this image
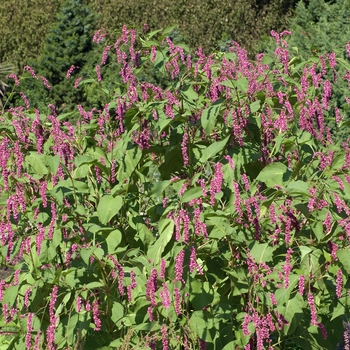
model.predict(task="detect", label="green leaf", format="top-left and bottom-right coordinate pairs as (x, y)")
top-left (190, 280), bottom-right (214, 310)
top-left (106, 229), bottom-right (122, 253)
top-left (275, 274), bottom-right (299, 305)
top-left (256, 163), bottom-right (288, 187)
top-left (261, 54), bottom-right (274, 65)
top-left (97, 195), bottom-right (123, 225)
top-left (26, 153), bottom-right (48, 175)
top-left (299, 246), bottom-right (313, 263)
top-left (282, 293), bottom-right (304, 335)
top-left (311, 220), bottom-right (324, 242)
top-left (337, 249), bottom-right (350, 273)
top-left (76, 78), bottom-right (95, 86)
top-left (45, 155), bottom-right (60, 174)
top-left (249, 101), bottom-right (260, 113)
top-left (219, 80), bottom-right (235, 89)
top-left (201, 100), bottom-right (223, 134)
top-left (207, 217), bottom-right (234, 239)
top-left (117, 146), bottom-right (142, 182)
top-left (150, 180), bottom-right (171, 199)
top-left (235, 77), bottom-right (249, 93)
top-left (200, 135), bottom-right (230, 163)
top-left (180, 84), bottom-right (198, 104)
top-left (331, 302), bottom-right (345, 321)
top-left (84, 281), bottom-right (104, 289)
top-left (66, 313), bottom-right (79, 345)
top-left (147, 219), bottom-right (174, 264)
top-left (111, 302), bottom-right (124, 323)
top-left (189, 311), bottom-right (214, 343)
top-left (181, 186), bottom-right (203, 203)
top-left (74, 155), bottom-right (94, 167)
top-left (80, 248), bottom-right (92, 265)
top-left (249, 242), bottom-right (276, 263)
top-left (286, 180), bottom-right (309, 195)
top-left (219, 77), bottom-right (249, 93)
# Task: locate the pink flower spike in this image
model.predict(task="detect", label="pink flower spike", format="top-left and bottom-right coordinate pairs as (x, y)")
top-left (74, 77), bottom-right (82, 88)
top-left (308, 293), bottom-right (317, 325)
top-left (24, 65), bottom-right (38, 79)
top-left (101, 46), bottom-right (111, 65)
top-left (174, 250), bottom-right (185, 283)
top-left (7, 73), bottom-right (20, 86)
top-left (336, 269), bottom-right (343, 299)
top-left (66, 65), bottom-right (79, 79)
top-left (93, 28), bottom-right (107, 43)
top-left (346, 42), bottom-right (350, 59)
top-left (96, 65), bottom-right (102, 82)
top-left (40, 76), bottom-right (51, 89)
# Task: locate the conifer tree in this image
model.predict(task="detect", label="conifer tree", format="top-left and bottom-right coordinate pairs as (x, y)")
top-left (20, 0), bottom-right (97, 113)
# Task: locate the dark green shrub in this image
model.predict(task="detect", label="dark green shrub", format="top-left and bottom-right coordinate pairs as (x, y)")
top-left (14, 0), bottom-right (97, 114)
top-left (259, 0), bottom-right (350, 142)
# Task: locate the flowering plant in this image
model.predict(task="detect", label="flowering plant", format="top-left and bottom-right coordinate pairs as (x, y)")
top-left (0, 26), bottom-right (350, 349)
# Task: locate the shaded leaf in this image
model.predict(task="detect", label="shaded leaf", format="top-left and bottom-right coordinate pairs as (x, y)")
top-left (97, 195), bottom-right (123, 225)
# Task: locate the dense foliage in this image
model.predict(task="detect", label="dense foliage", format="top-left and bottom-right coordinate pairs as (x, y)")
top-left (1, 26), bottom-right (350, 350)
top-left (0, 0), bottom-right (62, 71)
top-left (260, 0), bottom-right (350, 142)
top-left (0, 0), bottom-right (300, 73)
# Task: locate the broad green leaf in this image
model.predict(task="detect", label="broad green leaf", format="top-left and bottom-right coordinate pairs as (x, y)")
top-left (256, 163), bottom-right (288, 187)
top-left (74, 180), bottom-right (89, 193)
top-left (249, 101), bottom-right (260, 113)
top-left (286, 180), bottom-right (309, 195)
top-left (189, 311), bottom-right (214, 343)
top-left (220, 77), bottom-right (249, 93)
top-left (275, 274), bottom-right (299, 305)
top-left (117, 146), bottom-right (142, 182)
top-left (106, 229), bottom-right (122, 252)
top-left (150, 180), bottom-right (171, 199)
top-left (222, 341), bottom-right (238, 350)
top-left (136, 223), bottom-right (155, 246)
top-left (261, 54), bottom-right (274, 65)
top-left (235, 77), bottom-right (249, 93)
top-left (26, 153), bottom-right (48, 175)
top-left (74, 155), bottom-right (94, 167)
top-left (200, 135), bottom-right (230, 163)
top-left (94, 247), bottom-right (105, 260)
top-left (111, 302), bottom-right (124, 323)
top-left (45, 155), bottom-right (60, 174)
top-left (181, 186), bottom-right (203, 202)
top-left (201, 100), bottom-right (223, 134)
top-left (190, 281), bottom-right (214, 310)
top-left (337, 249), bottom-right (350, 273)
top-left (331, 153), bottom-right (345, 170)
top-left (55, 292), bottom-right (72, 317)
top-left (180, 84), bottom-right (198, 104)
top-left (73, 164), bottom-right (90, 179)
top-left (147, 219), bottom-right (174, 264)
top-left (219, 80), bottom-right (235, 89)
top-left (163, 25), bottom-right (177, 36)
top-left (97, 195), bottom-right (123, 225)
top-left (66, 313), bottom-right (79, 345)
top-left (2, 285), bottom-right (20, 306)
top-left (311, 220), bottom-right (324, 242)
top-left (207, 217), bottom-right (234, 239)
top-left (331, 302), bottom-right (345, 321)
top-left (84, 281), bottom-right (104, 289)
top-left (299, 246), bottom-right (313, 262)
top-left (282, 293), bottom-right (304, 335)
top-left (80, 248), bottom-right (92, 265)
top-left (249, 242), bottom-right (276, 263)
